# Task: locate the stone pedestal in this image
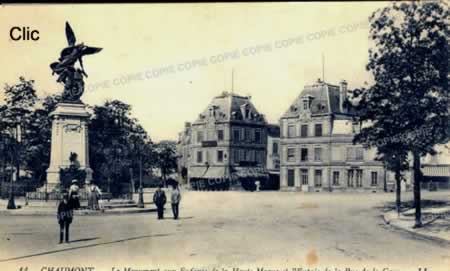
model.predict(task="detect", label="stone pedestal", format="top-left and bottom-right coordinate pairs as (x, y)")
top-left (45, 103), bottom-right (93, 191)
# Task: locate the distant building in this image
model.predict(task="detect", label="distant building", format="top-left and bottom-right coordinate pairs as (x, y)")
top-left (266, 124), bottom-right (280, 190)
top-left (177, 91), bottom-right (268, 191)
top-left (420, 143), bottom-right (450, 190)
top-left (279, 79), bottom-right (387, 192)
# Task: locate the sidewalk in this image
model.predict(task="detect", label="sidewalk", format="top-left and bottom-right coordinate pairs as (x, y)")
top-left (383, 205), bottom-right (450, 245)
top-left (0, 197), bottom-right (157, 216)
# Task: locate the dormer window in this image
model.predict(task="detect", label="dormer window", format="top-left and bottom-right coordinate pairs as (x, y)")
top-left (303, 99), bottom-right (309, 110)
top-left (241, 103), bottom-right (252, 120)
top-left (301, 95), bottom-right (313, 111)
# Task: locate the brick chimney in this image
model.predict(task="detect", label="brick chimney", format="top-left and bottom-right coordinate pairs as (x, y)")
top-left (339, 80), bottom-right (348, 112)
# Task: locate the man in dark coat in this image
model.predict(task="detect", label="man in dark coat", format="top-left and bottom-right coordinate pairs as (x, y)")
top-left (153, 184), bottom-right (166, 219)
top-left (57, 194), bottom-right (73, 243)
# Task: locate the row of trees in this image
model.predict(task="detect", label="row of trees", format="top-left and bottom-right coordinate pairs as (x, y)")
top-left (0, 78), bottom-right (178, 196)
top-left (353, 1), bottom-right (449, 227)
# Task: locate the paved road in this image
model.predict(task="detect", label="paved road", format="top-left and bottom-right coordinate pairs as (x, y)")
top-left (0, 191), bottom-right (449, 271)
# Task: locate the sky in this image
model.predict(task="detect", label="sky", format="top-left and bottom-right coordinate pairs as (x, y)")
top-left (0, 2), bottom-right (389, 142)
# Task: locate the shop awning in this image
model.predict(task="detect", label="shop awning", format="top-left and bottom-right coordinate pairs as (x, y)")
top-left (232, 167), bottom-right (268, 179)
top-left (189, 166), bottom-right (226, 179)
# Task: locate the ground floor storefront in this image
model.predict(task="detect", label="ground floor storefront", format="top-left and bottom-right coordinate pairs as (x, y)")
top-left (280, 164), bottom-right (387, 192)
top-left (187, 165), bottom-right (274, 191)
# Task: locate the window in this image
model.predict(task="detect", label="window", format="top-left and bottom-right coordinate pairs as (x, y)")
top-left (240, 128), bottom-right (246, 141)
top-left (272, 142), bottom-right (279, 155)
top-left (300, 124), bottom-right (308, 137)
top-left (301, 169), bottom-right (309, 185)
top-left (287, 148), bottom-right (296, 162)
top-left (196, 151), bottom-right (203, 163)
top-left (254, 129), bottom-right (261, 143)
top-left (356, 169), bottom-right (363, 187)
top-left (314, 147), bottom-right (322, 161)
top-left (217, 130), bottom-right (224, 141)
top-left (302, 99), bottom-right (309, 110)
top-left (240, 149), bottom-right (245, 162)
top-left (347, 147), bottom-right (364, 161)
top-left (301, 148), bottom-right (308, 161)
top-left (244, 108), bottom-right (250, 119)
top-left (314, 170), bottom-right (322, 187)
top-left (314, 124), bottom-right (323, 137)
top-left (233, 149), bottom-right (240, 163)
top-left (371, 172), bottom-right (378, 186)
top-left (287, 169), bottom-right (295, 187)
top-left (332, 171), bottom-right (340, 186)
top-left (217, 150), bottom-right (224, 163)
top-left (348, 169), bottom-right (354, 187)
top-left (256, 151), bottom-right (264, 165)
top-left (245, 150), bottom-right (254, 161)
top-left (245, 128), bottom-right (252, 142)
top-left (288, 125), bottom-right (295, 138)
top-left (197, 131), bottom-right (204, 143)
top-left (232, 129), bottom-right (240, 143)
top-left (355, 147), bottom-right (364, 161)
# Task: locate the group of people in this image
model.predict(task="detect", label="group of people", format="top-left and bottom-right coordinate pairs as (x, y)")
top-left (56, 180), bottom-right (182, 244)
top-left (57, 180), bottom-right (102, 244)
top-left (153, 184), bottom-right (182, 220)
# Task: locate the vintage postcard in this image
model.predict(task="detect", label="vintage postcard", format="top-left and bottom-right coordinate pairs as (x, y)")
top-left (0, 2), bottom-right (449, 271)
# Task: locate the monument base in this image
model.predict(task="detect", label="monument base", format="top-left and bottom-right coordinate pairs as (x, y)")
top-left (45, 102), bottom-right (93, 190)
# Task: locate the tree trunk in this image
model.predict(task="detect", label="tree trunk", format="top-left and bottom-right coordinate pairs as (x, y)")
top-left (413, 152), bottom-right (422, 228)
top-left (395, 170), bottom-right (401, 217)
top-left (383, 162), bottom-right (388, 192)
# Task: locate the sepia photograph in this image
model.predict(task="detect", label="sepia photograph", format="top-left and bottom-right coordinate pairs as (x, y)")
top-left (0, 1), bottom-right (449, 271)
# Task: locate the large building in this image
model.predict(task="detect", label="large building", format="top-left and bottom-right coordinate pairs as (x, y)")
top-left (177, 91), bottom-right (269, 191)
top-left (279, 79), bottom-right (386, 192)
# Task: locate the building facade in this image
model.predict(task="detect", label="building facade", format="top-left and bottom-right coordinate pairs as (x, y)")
top-left (266, 124), bottom-right (280, 190)
top-left (279, 79), bottom-right (386, 192)
top-left (177, 91), bottom-right (268, 191)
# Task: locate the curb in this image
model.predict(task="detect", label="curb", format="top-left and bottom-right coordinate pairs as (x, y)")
top-left (0, 207), bottom-right (157, 216)
top-left (382, 212), bottom-right (450, 246)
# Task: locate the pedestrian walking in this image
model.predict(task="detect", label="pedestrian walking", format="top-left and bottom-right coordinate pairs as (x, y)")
top-left (68, 180), bottom-right (80, 210)
top-left (57, 194), bottom-right (73, 243)
top-left (153, 184), bottom-right (166, 219)
top-left (171, 184), bottom-right (181, 219)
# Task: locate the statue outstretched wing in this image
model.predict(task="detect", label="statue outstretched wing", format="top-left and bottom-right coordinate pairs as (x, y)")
top-left (82, 46), bottom-right (102, 55)
top-left (65, 22), bottom-right (76, 46)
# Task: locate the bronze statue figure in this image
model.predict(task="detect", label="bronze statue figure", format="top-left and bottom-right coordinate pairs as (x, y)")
top-left (50, 22), bottom-right (102, 103)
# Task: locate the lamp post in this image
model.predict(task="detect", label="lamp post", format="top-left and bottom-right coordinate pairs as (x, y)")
top-left (7, 123), bottom-right (20, 210)
top-left (137, 146), bottom-right (144, 208)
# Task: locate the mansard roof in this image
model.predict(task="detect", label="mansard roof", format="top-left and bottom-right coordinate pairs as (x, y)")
top-left (281, 80), bottom-right (354, 119)
top-left (193, 91), bottom-right (266, 125)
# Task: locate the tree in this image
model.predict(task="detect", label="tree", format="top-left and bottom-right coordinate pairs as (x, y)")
top-left (0, 77), bottom-right (38, 187)
top-left (154, 140), bottom-right (178, 187)
top-left (89, 100), bottom-right (153, 195)
top-left (357, 1), bottom-right (449, 227)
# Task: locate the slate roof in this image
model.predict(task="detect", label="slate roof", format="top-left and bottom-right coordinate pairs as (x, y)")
top-left (193, 91), bottom-right (266, 124)
top-left (267, 124), bottom-right (280, 137)
top-left (281, 80), bottom-right (354, 119)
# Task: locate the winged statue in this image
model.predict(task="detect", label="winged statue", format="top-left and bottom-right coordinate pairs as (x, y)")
top-left (50, 22), bottom-right (102, 103)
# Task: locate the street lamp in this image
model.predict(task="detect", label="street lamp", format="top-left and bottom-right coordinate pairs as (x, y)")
top-left (7, 123), bottom-right (21, 210)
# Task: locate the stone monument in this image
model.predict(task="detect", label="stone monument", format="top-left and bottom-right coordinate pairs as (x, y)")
top-left (46, 22), bottom-right (102, 191)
